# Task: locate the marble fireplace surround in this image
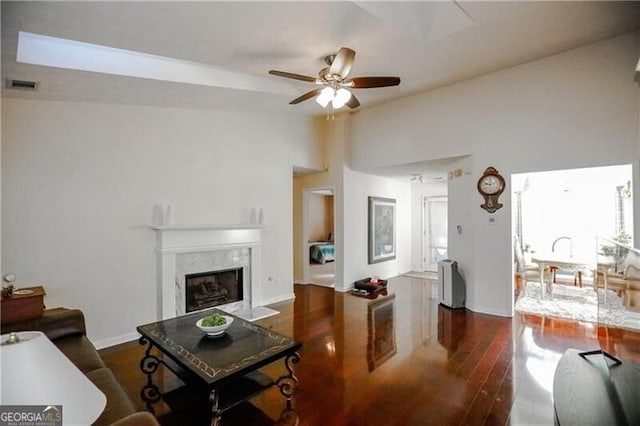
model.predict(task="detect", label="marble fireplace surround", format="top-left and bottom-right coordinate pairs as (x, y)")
top-left (177, 249), bottom-right (249, 316)
top-left (152, 224), bottom-right (266, 320)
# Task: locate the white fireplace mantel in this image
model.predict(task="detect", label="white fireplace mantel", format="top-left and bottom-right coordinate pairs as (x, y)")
top-left (151, 224), bottom-right (263, 253)
top-left (151, 224), bottom-right (263, 319)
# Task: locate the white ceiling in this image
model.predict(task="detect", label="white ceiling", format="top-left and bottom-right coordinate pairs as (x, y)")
top-left (2, 1), bottom-right (640, 116)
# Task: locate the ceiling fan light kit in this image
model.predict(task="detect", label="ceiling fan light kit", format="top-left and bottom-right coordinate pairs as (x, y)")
top-left (315, 87), bottom-right (334, 108)
top-left (316, 87), bottom-right (352, 109)
top-left (268, 47), bottom-right (400, 110)
top-left (333, 88), bottom-right (352, 108)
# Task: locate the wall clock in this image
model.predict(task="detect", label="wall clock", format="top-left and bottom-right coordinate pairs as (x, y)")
top-left (477, 167), bottom-right (505, 213)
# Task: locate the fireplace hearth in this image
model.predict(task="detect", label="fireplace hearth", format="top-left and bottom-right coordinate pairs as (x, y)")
top-left (185, 268), bottom-right (243, 313)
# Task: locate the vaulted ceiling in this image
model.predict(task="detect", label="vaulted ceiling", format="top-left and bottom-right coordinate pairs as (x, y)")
top-left (2, 1), bottom-right (640, 115)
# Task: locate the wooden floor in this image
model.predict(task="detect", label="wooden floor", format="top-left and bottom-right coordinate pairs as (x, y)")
top-left (99, 276), bottom-right (640, 425)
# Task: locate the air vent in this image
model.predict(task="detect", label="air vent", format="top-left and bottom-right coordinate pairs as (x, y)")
top-left (6, 79), bottom-right (39, 90)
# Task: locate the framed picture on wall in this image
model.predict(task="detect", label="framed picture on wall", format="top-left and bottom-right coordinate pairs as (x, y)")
top-left (368, 196), bottom-right (396, 264)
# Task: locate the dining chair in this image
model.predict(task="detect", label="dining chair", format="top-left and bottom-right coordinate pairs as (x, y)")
top-left (514, 236), bottom-right (552, 296)
top-left (594, 256), bottom-right (640, 309)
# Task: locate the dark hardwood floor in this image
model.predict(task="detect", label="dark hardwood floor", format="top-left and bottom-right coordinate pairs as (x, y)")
top-left (99, 277), bottom-right (640, 425)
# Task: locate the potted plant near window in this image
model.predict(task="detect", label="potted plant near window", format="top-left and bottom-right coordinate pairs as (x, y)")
top-left (600, 233), bottom-right (631, 273)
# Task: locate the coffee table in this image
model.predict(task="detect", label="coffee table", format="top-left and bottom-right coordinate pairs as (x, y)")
top-left (137, 308), bottom-right (301, 425)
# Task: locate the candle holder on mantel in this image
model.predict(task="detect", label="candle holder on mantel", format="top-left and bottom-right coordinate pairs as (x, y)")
top-left (164, 204), bottom-right (175, 226)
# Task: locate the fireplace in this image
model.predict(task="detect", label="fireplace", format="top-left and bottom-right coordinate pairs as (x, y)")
top-left (185, 268), bottom-right (243, 313)
top-left (152, 224), bottom-right (275, 320)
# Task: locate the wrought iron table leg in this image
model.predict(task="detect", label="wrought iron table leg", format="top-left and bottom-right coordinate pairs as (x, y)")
top-left (276, 352), bottom-right (300, 400)
top-left (209, 389), bottom-right (221, 426)
top-left (138, 336), bottom-right (162, 413)
top-left (276, 400), bottom-right (300, 426)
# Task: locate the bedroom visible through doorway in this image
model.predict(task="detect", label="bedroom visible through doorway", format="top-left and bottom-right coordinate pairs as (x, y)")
top-left (305, 188), bottom-right (335, 287)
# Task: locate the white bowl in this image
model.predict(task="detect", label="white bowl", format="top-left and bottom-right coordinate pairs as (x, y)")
top-left (196, 315), bottom-right (233, 336)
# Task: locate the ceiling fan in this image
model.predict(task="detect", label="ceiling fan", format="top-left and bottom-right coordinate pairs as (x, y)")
top-left (268, 47), bottom-right (400, 109)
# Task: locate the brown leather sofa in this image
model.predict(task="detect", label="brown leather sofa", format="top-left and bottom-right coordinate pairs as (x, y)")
top-left (2, 308), bottom-right (159, 426)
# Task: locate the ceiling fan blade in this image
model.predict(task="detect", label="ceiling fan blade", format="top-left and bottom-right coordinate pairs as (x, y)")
top-left (289, 88), bottom-right (323, 105)
top-left (346, 93), bottom-right (360, 109)
top-left (269, 70), bottom-right (317, 83)
top-left (346, 76), bottom-right (401, 88)
top-left (329, 47), bottom-right (355, 79)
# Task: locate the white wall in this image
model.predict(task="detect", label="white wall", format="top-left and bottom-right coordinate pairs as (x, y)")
top-left (349, 32), bottom-right (640, 316)
top-left (292, 116), bottom-right (340, 284)
top-left (6, 33), bottom-right (637, 349)
top-left (0, 97), bottom-right (2, 283)
top-left (637, 76), bottom-right (640, 245)
top-left (342, 168), bottom-right (412, 290)
top-left (293, 114), bottom-right (413, 291)
top-left (0, 97), bottom-right (2, 284)
top-left (1, 99), bottom-right (319, 346)
top-left (307, 194), bottom-right (333, 242)
top-left (410, 180), bottom-right (448, 271)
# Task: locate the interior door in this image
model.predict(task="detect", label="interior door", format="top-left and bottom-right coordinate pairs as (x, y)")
top-left (423, 196), bottom-right (448, 271)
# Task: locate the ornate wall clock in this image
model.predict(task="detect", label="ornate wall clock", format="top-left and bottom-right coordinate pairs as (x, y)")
top-left (477, 167), bottom-right (505, 213)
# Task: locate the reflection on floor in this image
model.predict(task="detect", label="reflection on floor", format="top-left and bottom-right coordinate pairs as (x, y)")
top-left (309, 261), bottom-right (334, 287)
top-left (101, 275), bottom-right (640, 425)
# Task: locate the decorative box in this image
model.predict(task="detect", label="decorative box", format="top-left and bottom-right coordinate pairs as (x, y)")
top-left (354, 278), bottom-right (388, 293)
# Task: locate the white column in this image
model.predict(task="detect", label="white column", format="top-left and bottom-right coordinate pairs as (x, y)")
top-left (250, 246), bottom-right (261, 308)
top-left (160, 252), bottom-right (176, 320)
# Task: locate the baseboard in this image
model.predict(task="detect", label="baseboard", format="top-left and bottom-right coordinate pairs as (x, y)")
top-left (260, 293), bottom-right (295, 307)
top-left (466, 304), bottom-right (513, 318)
top-left (333, 286), bottom-right (353, 293)
top-left (94, 293), bottom-right (295, 349)
top-left (94, 331), bottom-right (140, 350)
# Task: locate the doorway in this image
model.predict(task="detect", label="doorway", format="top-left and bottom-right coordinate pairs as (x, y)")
top-left (303, 188), bottom-right (336, 287)
top-left (512, 164), bottom-right (634, 323)
top-left (423, 195), bottom-right (448, 272)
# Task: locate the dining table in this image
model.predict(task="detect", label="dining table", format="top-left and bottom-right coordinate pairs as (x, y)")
top-left (531, 253), bottom-right (594, 298)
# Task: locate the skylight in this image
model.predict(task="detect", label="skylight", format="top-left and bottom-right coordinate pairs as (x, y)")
top-left (16, 31), bottom-right (295, 95)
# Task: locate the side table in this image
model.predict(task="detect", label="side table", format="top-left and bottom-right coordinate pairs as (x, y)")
top-left (1, 286), bottom-right (46, 325)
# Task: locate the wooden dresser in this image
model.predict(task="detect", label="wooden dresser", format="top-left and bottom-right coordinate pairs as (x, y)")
top-left (1, 286), bottom-right (46, 325)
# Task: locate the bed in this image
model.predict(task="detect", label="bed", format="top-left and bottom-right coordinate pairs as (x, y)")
top-left (310, 242), bottom-right (335, 264)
